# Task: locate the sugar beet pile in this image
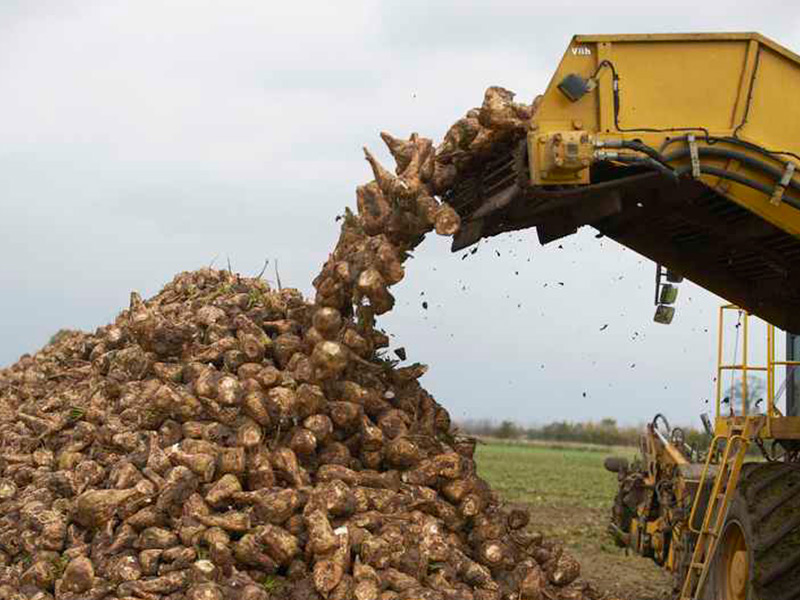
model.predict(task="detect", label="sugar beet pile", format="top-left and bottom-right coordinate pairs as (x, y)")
top-left (0, 88), bottom-right (598, 600)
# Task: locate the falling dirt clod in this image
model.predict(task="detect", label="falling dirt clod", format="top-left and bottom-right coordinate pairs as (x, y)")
top-left (0, 87), bottom-right (600, 600)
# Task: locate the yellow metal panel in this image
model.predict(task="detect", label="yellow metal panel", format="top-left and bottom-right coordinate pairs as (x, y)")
top-left (731, 41), bottom-right (760, 127)
top-left (610, 41), bottom-right (747, 131)
top-left (741, 46), bottom-right (800, 154)
top-left (574, 32), bottom-right (800, 65)
top-left (712, 415), bottom-right (800, 441)
top-left (575, 33), bottom-right (762, 43)
top-left (534, 39), bottom-right (600, 133)
top-left (532, 32), bottom-right (800, 239)
top-left (764, 416), bottom-right (800, 439)
top-left (596, 42), bottom-right (615, 133)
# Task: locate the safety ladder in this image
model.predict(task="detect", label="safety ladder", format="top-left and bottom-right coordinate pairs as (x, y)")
top-left (679, 419), bottom-right (759, 600)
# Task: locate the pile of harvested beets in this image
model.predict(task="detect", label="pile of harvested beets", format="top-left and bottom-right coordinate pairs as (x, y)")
top-left (0, 87), bottom-right (599, 600)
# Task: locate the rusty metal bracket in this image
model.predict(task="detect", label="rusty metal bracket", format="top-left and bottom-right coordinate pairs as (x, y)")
top-left (770, 161), bottom-right (796, 206)
top-left (688, 134), bottom-right (701, 179)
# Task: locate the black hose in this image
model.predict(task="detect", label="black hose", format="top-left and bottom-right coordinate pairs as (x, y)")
top-left (661, 134), bottom-right (800, 165)
top-left (663, 145), bottom-right (800, 194)
top-left (673, 164), bottom-right (800, 210)
top-left (665, 146), bottom-right (800, 195)
top-left (603, 142), bottom-right (800, 208)
top-left (613, 155), bottom-right (678, 181)
top-left (622, 140), bottom-right (672, 167)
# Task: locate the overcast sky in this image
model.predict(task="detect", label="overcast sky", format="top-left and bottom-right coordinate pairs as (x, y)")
top-left (3, 1), bottom-right (800, 427)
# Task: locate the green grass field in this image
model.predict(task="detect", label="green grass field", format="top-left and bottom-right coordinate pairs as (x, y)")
top-left (475, 440), bottom-right (673, 599)
top-left (475, 441), bottom-right (638, 510)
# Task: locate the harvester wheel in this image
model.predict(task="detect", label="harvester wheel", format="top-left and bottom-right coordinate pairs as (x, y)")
top-left (706, 463), bottom-right (800, 600)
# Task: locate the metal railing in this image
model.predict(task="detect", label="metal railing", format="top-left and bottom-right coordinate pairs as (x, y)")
top-left (715, 304), bottom-right (800, 436)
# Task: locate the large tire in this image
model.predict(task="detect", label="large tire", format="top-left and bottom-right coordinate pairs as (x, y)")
top-left (705, 463), bottom-right (800, 600)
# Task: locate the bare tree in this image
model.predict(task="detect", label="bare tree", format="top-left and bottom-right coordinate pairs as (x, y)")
top-left (723, 375), bottom-right (766, 415)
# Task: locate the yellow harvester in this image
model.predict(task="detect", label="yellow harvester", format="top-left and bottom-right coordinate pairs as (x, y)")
top-left (447, 33), bottom-right (800, 600)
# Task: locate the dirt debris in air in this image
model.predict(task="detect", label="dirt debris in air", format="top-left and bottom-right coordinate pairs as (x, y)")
top-left (0, 87), bottom-right (603, 600)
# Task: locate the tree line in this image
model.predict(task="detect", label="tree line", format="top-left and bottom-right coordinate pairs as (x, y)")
top-left (457, 417), bottom-right (712, 449)
top-left (456, 378), bottom-right (771, 449)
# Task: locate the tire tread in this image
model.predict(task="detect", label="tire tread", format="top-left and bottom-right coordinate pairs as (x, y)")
top-left (732, 463), bottom-right (800, 600)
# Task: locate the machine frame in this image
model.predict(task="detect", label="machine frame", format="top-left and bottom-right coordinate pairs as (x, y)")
top-left (450, 32), bottom-right (800, 332)
top-left (608, 308), bottom-right (800, 600)
top-left (446, 32), bottom-right (800, 598)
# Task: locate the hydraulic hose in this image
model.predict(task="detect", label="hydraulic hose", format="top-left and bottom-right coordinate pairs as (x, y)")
top-left (622, 140), bottom-right (672, 167)
top-left (600, 143), bottom-right (800, 209)
top-left (660, 134), bottom-right (800, 164)
top-left (613, 155), bottom-right (678, 181)
top-left (672, 164), bottom-right (800, 211)
top-left (599, 138), bottom-right (673, 167)
top-left (663, 146), bottom-right (800, 195)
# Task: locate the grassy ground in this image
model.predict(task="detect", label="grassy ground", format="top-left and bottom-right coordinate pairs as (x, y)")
top-left (475, 440), bottom-right (674, 600)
